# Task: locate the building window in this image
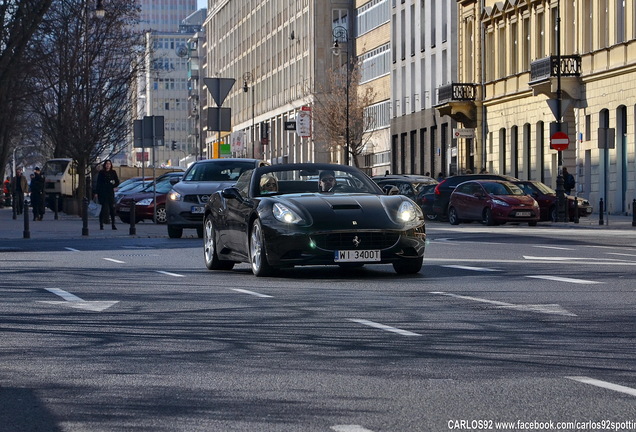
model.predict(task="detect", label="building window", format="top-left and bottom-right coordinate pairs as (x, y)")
top-left (522, 15), bottom-right (530, 71)
top-left (616, 0), bottom-right (625, 44)
top-left (536, 10), bottom-right (544, 60)
top-left (510, 21), bottom-right (517, 75)
top-left (360, 43), bottom-right (391, 83)
top-left (356, 0), bottom-right (390, 36)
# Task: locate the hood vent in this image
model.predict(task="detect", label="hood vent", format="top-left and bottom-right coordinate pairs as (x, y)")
top-left (330, 203), bottom-right (361, 210)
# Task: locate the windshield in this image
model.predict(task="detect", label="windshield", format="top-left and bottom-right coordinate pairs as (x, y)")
top-left (184, 161), bottom-right (256, 182)
top-left (142, 176), bottom-right (178, 194)
top-left (253, 166), bottom-right (381, 197)
top-left (483, 182), bottom-right (525, 196)
top-left (42, 160), bottom-right (69, 176)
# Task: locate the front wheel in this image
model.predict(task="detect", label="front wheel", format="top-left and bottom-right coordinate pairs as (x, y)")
top-left (155, 205), bottom-right (167, 224)
top-left (204, 216), bottom-right (234, 270)
top-left (393, 257), bottom-right (423, 274)
top-left (249, 219), bottom-right (274, 277)
top-left (482, 208), bottom-right (496, 226)
top-left (167, 225), bottom-right (183, 238)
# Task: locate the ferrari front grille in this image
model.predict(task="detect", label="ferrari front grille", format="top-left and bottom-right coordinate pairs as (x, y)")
top-left (311, 232), bottom-right (400, 251)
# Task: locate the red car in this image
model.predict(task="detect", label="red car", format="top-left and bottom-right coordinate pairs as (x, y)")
top-left (116, 173), bottom-right (182, 224)
top-left (513, 180), bottom-right (593, 221)
top-left (448, 180), bottom-right (540, 226)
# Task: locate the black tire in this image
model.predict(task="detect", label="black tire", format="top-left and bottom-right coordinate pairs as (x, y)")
top-left (528, 221), bottom-right (538, 226)
top-left (119, 214), bottom-right (130, 224)
top-left (249, 219), bottom-right (274, 277)
top-left (482, 208), bottom-right (496, 226)
top-left (196, 226), bottom-right (203, 238)
top-left (550, 206), bottom-right (558, 222)
top-left (393, 257), bottom-right (423, 274)
top-left (167, 225), bottom-right (183, 238)
top-left (203, 216), bottom-right (234, 270)
top-left (448, 206), bottom-right (460, 225)
top-left (155, 205), bottom-right (167, 224)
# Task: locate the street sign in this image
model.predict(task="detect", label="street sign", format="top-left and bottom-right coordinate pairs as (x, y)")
top-left (207, 107), bottom-right (232, 131)
top-left (284, 121), bottom-right (296, 131)
top-left (550, 131), bottom-right (569, 151)
top-left (204, 77), bottom-right (235, 107)
top-left (296, 106), bottom-right (311, 137)
top-left (453, 128), bottom-right (475, 139)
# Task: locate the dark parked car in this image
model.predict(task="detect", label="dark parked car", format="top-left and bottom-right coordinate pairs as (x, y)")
top-left (513, 180), bottom-right (593, 221)
top-left (447, 180), bottom-right (540, 226)
top-left (432, 174), bottom-right (519, 219)
top-left (371, 174), bottom-right (439, 220)
top-left (203, 163), bottom-right (427, 276)
top-left (116, 172), bottom-right (183, 224)
top-left (166, 158), bottom-right (268, 238)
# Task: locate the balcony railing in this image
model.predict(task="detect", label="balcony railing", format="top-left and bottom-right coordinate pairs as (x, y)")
top-left (436, 83), bottom-right (477, 105)
top-left (530, 55), bottom-right (581, 82)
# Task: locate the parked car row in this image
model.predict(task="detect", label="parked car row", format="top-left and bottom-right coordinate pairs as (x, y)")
top-left (369, 173), bottom-right (592, 226)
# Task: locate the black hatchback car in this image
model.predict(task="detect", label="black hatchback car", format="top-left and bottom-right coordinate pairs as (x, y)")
top-left (432, 174), bottom-right (519, 220)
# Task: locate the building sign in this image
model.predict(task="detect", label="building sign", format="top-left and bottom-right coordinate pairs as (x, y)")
top-left (296, 106), bottom-right (311, 137)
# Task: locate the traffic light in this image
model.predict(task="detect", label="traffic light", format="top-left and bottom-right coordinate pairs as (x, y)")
top-left (171, 140), bottom-right (177, 150)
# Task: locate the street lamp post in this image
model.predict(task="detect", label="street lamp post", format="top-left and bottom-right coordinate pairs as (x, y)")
top-left (331, 25), bottom-right (350, 166)
top-left (243, 72), bottom-right (256, 158)
top-left (555, 0), bottom-right (567, 222)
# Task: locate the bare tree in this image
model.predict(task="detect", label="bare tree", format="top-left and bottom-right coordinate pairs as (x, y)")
top-left (28, 0), bottom-right (143, 206)
top-left (0, 0), bottom-right (55, 176)
top-left (311, 59), bottom-right (377, 167)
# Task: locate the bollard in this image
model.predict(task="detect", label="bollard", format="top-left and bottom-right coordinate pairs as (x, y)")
top-left (129, 200), bottom-right (137, 236)
top-left (12, 195), bottom-right (17, 220)
top-left (632, 199), bottom-right (636, 227)
top-left (54, 194), bottom-right (59, 220)
top-left (599, 198), bottom-right (604, 225)
top-left (82, 197), bottom-right (89, 236)
top-left (573, 196), bottom-right (579, 224)
top-left (23, 199), bottom-right (30, 239)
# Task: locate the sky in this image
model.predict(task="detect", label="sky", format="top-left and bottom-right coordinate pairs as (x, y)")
top-left (197, 0), bottom-right (206, 9)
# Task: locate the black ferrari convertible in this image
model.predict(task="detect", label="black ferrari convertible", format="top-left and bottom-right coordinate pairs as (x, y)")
top-left (203, 163), bottom-right (426, 276)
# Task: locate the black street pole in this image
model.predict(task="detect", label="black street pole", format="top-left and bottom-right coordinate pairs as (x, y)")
top-left (555, 0), bottom-right (567, 222)
top-left (332, 26), bottom-right (350, 166)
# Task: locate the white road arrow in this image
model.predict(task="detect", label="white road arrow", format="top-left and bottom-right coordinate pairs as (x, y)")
top-left (39, 288), bottom-right (119, 312)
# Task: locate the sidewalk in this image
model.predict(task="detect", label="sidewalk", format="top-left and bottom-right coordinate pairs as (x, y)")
top-left (1, 206), bottom-right (635, 241)
top-left (0, 206), bottom-right (175, 240)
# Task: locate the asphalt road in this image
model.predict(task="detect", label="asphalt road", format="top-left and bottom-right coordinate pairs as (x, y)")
top-left (1, 215), bottom-right (635, 431)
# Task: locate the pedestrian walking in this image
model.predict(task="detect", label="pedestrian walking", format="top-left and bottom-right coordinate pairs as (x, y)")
top-left (93, 160), bottom-right (120, 230)
top-left (9, 167), bottom-right (28, 215)
top-left (30, 167), bottom-right (46, 221)
top-left (562, 167), bottom-right (575, 195)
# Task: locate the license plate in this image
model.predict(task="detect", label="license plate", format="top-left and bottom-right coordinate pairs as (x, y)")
top-left (334, 250), bottom-right (381, 262)
top-left (119, 207), bottom-right (130, 212)
top-left (516, 211), bottom-right (531, 217)
top-left (191, 206), bottom-right (204, 214)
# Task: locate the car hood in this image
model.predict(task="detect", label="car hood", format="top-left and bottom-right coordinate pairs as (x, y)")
top-left (492, 195), bottom-right (536, 206)
top-left (271, 193), bottom-right (419, 230)
top-left (119, 190), bottom-right (168, 204)
top-left (173, 181), bottom-right (235, 195)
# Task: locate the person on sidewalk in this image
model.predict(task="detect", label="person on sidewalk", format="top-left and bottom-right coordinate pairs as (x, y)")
top-left (563, 167), bottom-right (575, 195)
top-left (30, 167), bottom-right (46, 221)
top-left (9, 167), bottom-right (28, 215)
top-left (93, 159), bottom-right (120, 230)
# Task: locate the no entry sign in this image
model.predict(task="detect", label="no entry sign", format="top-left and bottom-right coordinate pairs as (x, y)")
top-left (550, 131), bottom-right (569, 151)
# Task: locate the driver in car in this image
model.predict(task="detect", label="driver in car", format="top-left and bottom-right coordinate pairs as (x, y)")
top-left (319, 170), bottom-right (337, 192)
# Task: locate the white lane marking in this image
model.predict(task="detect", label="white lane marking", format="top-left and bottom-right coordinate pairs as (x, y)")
top-left (566, 376), bottom-right (636, 397)
top-left (331, 426), bottom-right (376, 432)
top-left (156, 270), bottom-right (185, 277)
top-left (121, 246), bottom-right (155, 249)
top-left (64, 247), bottom-right (80, 252)
top-left (231, 288), bottom-right (272, 298)
top-left (348, 319), bottom-right (421, 336)
top-left (525, 275), bottom-right (603, 284)
top-left (40, 288), bottom-right (118, 312)
top-left (607, 252), bottom-right (636, 257)
top-left (425, 257), bottom-right (636, 266)
top-left (523, 255), bottom-right (582, 261)
top-left (429, 291), bottom-right (577, 317)
top-left (533, 245), bottom-right (576, 250)
top-left (103, 258), bottom-right (125, 264)
top-left (443, 265), bottom-right (501, 272)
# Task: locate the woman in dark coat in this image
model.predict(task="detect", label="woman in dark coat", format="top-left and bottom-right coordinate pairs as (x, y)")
top-left (94, 159), bottom-right (120, 230)
top-left (30, 167), bottom-right (46, 221)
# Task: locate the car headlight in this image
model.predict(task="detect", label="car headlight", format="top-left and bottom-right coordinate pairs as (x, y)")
top-left (397, 200), bottom-right (422, 222)
top-left (168, 191), bottom-right (182, 201)
top-left (136, 198), bottom-right (153, 206)
top-left (492, 199), bottom-right (510, 207)
top-left (273, 203), bottom-right (303, 224)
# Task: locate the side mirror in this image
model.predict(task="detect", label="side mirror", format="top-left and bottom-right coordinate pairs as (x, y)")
top-left (221, 187), bottom-right (242, 200)
top-left (384, 185), bottom-right (399, 195)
